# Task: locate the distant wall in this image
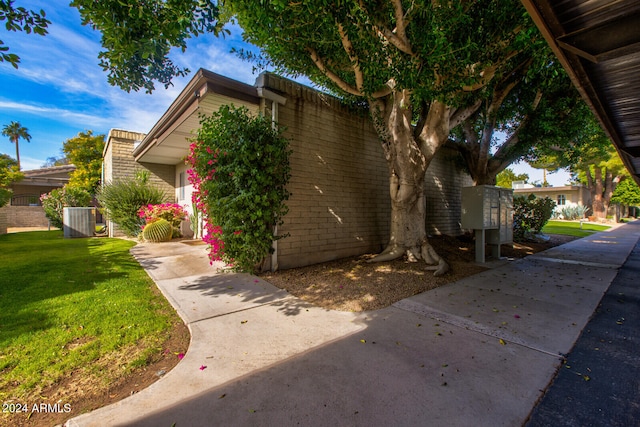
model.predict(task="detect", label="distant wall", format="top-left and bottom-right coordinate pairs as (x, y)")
top-left (0, 208), bottom-right (6, 234)
top-left (0, 206), bottom-right (49, 228)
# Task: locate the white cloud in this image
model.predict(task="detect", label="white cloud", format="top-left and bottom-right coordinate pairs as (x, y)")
top-left (0, 100), bottom-right (112, 128)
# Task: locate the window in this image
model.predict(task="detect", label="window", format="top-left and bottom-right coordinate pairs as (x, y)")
top-left (557, 194), bottom-right (566, 206)
top-left (179, 172), bottom-right (186, 201)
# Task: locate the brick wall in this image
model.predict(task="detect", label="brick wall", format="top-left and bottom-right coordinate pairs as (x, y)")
top-left (0, 205), bottom-right (50, 227)
top-left (425, 145), bottom-right (474, 236)
top-left (276, 95), bottom-right (389, 269)
top-left (103, 129), bottom-right (176, 236)
top-left (0, 208), bottom-right (6, 234)
top-left (261, 75), bottom-right (472, 269)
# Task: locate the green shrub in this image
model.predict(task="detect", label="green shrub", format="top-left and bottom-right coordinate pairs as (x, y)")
top-left (188, 105), bottom-right (291, 272)
top-left (513, 194), bottom-right (556, 241)
top-left (97, 173), bottom-right (167, 237)
top-left (0, 188), bottom-right (11, 208)
top-left (560, 205), bottom-right (590, 221)
top-left (40, 186), bottom-right (92, 228)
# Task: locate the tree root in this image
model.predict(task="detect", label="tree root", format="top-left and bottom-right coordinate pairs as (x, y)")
top-left (367, 246), bottom-right (405, 263)
top-left (367, 241), bottom-right (449, 276)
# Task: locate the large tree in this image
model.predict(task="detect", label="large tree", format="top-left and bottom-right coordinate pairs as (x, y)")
top-left (72, 0), bottom-right (539, 275)
top-left (531, 115), bottom-right (627, 219)
top-left (1, 120), bottom-right (30, 170)
top-left (450, 53), bottom-right (589, 186)
top-left (611, 178), bottom-right (640, 218)
top-left (62, 130), bottom-right (105, 194)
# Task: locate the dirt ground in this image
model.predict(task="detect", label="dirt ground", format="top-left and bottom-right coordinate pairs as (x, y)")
top-left (260, 233), bottom-right (578, 312)
top-left (7, 233), bottom-right (574, 426)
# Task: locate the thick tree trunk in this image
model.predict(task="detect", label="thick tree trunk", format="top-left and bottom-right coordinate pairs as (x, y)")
top-left (368, 91), bottom-right (449, 276)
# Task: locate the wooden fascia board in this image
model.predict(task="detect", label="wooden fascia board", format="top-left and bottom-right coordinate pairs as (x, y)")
top-left (133, 69), bottom-right (260, 161)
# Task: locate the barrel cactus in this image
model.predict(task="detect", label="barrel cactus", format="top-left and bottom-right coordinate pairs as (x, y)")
top-left (142, 219), bottom-right (173, 242)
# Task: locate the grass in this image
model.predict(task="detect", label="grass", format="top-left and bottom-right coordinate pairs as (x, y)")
top-left (542, 220), bottom-right (611, 237)
top-left (0, 231), bottom-right (178, 403)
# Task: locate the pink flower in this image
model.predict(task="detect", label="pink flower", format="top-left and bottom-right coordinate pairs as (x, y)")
top-left (199, 365), bottom-right (207, 371)
top-left (178, 353), bottom-right (185, 360)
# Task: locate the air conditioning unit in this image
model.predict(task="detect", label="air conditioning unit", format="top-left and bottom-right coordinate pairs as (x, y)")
top-left (63, 207), bottom-right (96, 238)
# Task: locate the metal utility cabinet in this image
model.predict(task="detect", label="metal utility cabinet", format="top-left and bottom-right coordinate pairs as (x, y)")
top-left (461, 185), bottom-right (513, 263)
top-left (63, 207), bottom-right (96, 238)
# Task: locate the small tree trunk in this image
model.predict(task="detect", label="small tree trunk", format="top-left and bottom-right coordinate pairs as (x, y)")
top-left (591, 167), bottom-right (606, 219)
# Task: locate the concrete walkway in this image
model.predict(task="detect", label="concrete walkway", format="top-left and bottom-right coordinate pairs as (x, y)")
top-left (66, 221), bottom-right (640, 427)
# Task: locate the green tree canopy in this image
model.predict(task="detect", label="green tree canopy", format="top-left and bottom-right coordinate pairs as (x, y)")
top-left (62, 130), bottom-right (105, 194)
top-left (496, 168), bottom-right (529, 189)
top-left (70, 0), bottom-right (224, 93)
top-left (0, 153), bottom-right (22, 207)
top-left (530, 114), bottom-right (628, 218)
top-left (0, 0), bottom-right (50, 68)
top-left (611, 178), bottom-right (640, 207)
top-left (449, 54), bottom-right (589, 185)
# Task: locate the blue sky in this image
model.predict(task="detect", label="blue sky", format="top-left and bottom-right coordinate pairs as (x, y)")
top-left (0, 1), bottom-right (267, 170)
top-left (0, 1), bottom-right (570, 185)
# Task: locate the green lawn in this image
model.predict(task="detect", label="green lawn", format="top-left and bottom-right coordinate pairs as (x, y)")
top-left (0, 231), bottom-right (180, 402)
top-left (542, 220), bottom-right (611, 237)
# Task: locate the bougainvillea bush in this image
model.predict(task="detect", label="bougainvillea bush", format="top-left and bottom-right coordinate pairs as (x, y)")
top-left (187, 105), bottom-right (291, 272)
top-left (138, 203), bottom-right (188, 237)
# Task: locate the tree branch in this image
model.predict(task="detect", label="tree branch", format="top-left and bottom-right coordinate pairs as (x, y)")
top-left (356, 0), bottom-right (414, 56)
top-left (306, 47), bottom-right (363, 97)
top-left (336, 22), bottom-right (364, 92)
top-left (449, 100), bottom-right (482, 129)
top-left (462, 49), bottom-right (520, 92)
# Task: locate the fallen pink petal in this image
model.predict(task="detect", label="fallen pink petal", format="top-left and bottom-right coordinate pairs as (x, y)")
top-left (514, 314), bottom-right (521, 319)
top-left (200, 365), bottom-right (207, 371)
top-left (178, 353), bottom-right (185, 359)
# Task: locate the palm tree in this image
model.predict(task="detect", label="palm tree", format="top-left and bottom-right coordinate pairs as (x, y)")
top-left (2, 121), bottom-right (31, 170)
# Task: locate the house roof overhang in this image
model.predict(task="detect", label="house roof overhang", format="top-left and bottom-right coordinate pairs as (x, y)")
top-left (133, 69), bottom-right (261, 165)
top-left (520, 0), bottom-right (640, 186)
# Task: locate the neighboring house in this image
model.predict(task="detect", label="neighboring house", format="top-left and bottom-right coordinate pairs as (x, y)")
top-left (10, 165), bottom-right (76, 206)
top-left (103, 69), bottom-right (473, 269)
top-left (513, 184), bottom-right (591, 216)
top-left (0, 165), bottom-right (75, 231)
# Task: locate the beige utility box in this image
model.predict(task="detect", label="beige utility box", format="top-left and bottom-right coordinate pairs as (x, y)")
top-left (461, 185), bottom-right (513, 262)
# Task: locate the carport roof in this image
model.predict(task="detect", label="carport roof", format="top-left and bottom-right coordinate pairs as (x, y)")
top-left (133, 69), bottom-right (261, 165)
top-left (521, 0), bottom-right (640, 185)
